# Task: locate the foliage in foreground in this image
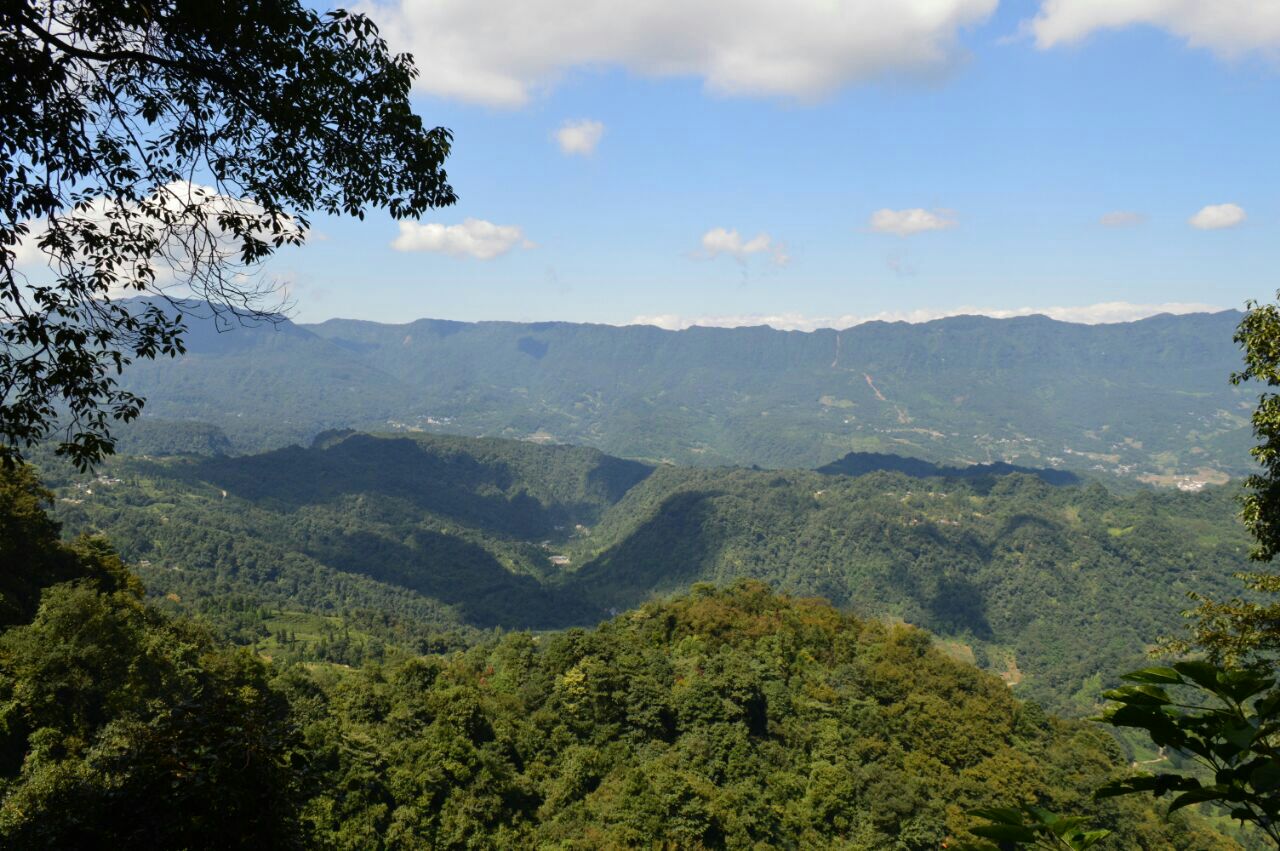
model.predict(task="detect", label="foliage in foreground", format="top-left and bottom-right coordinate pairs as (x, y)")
top-left (963, 658), bottom-right (1280, 850)
top-left (967, 293), bottom-right (1280, 850)
top-left (1079, 293), bottom-right (1280, 848)
top-left (1, 0), bottom-right (456, 468)
top-left (0, 468), bottom-right (303, 847)
top-left (1095, 662), bottom-right (1280, 846)
top-left (954, 805), bottom-right (1110, 850)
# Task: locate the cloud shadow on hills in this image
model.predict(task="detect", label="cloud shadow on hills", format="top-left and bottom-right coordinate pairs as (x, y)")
top-left (168, 433), bottom-right (634, 540)
top-left (567, 490), bottom-right (725, 611)
top-left (817, 452), bottom-right (1080, 488)
top-left (305, 527), bottom-right (600, 629)
top-left (848, 520), bottom-right (996, 642)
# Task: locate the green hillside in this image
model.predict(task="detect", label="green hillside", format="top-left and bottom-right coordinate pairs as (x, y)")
top-left (570, 464), bottom-right (1255, 714)
top-left (114, 301), bottom-right (1253, 482)
top-left (45, 430), bottom-right (1254, 716)
top-left (0, 479), bottom-right (1240, 848)
top-left (291, 582), bottom-right (1233, 849)
top-left (43, 433), bottom-right (653, 635)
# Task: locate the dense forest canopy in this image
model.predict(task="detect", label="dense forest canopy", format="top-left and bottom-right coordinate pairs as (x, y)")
top-left (35, 429), bottom-right (1255, 717)
top-left (0, 477), bottom-right (1242, 847)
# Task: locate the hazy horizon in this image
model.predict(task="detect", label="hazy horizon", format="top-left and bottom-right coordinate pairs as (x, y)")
top-left (291, 299), bottom-right (1235, 331)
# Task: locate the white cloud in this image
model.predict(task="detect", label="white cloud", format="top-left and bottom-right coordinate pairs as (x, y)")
top-left (1031, 0), bottom-right (1280, 57)
top-left (629, 301), bottom-right (1226, 331)
top-left (555, 119), bottom-right (605, 156)
top-left (1189, 203), bottom-right (1247, 230)
top-left (1012, 301), bottom-right (1226, 323)
top-left (1099, 210), bottom-right (1145, 227)
top-left (869, 208), bottom-right (957, 236)
top-left (358, 0), bottom-right (999, 106)
top-left (698, 228), bottom-right (789, 265)
top-left (391, 218), bottom-right (535, 259)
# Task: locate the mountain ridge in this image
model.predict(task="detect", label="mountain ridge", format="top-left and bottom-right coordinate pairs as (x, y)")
top-left (306, 307), bottom-right (1240, 334)
top-left (113, 299), bottom-right (1253, 482)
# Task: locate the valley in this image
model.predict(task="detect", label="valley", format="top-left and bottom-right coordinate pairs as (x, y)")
top-left (42, 429), bottom-right (1254, 717)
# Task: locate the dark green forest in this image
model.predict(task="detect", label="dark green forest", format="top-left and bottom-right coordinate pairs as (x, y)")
top-left (0, 470), bottom-right (1243, 847)
top-left (36, 430), bottom-right (1254, 718)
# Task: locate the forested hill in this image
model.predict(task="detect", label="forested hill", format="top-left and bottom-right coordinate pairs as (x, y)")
top-left (0, 485), bottom-right (1240, 849)
top-left (48, 430), bottom-right (1254, 716)
top-left (115, 300), bottom-right (1251, 481)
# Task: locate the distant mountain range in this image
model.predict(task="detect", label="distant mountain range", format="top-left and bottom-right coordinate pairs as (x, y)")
top-left (115, 300), bottom-right (1253, 482)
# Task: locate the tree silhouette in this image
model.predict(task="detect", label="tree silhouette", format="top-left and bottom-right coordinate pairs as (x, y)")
top-left (1, 0), bottom-right (456, 468)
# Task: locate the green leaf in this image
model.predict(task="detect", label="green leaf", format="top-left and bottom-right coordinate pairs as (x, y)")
top-left (1173, 660), bottom-right (1226, 695)
top-left (971, 824), bottom-right (1039, 843)
top-left (1101, 684), bottom-right (1171, 706)
top-left (1048, 817), bottom-right (1088, 837)
top-left (1071, 829), bottom-right (1111, 850)
top-left (1093, 784), bottom-right (1130, 801)
top-left (1221, 720), bottom-right (1258, 750)
top-left (1250, 758), bottom-right (1280, 793)
top-left (1177, 733), bottom-right (1219, 762)
top-left (1220, 670), bottom-right (1275, 703)
top-left (967, 807), bottom-right (1027, 826)
top-left (1121, 667), bottom-right (1184, 685)
top-left (1101, 705), bottom-right (1182, 745)
top-left (1168, 786), bottom-right (1227, 812)
top-left (1094, 773), bottom-right (1197, 800)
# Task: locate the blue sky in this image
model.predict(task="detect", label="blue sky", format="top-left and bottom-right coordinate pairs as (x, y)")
top-left (280, 0), bottom-right (1280, 328)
